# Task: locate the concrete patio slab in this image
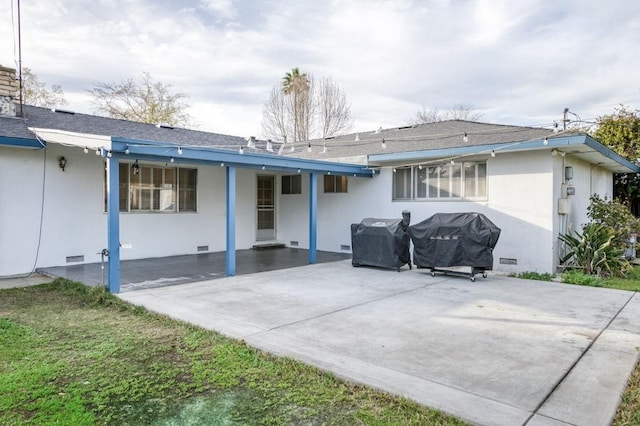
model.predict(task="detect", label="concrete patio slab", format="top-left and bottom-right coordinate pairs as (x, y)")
top-left (0, 273), bottom-right (53, 289)
top-left (118, 260), bottom-right (640, 426)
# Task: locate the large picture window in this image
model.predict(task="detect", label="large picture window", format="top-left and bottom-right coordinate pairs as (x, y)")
top-left (105, 163), bottom-right (197, 212)
top-left (392, 162), bottom-right (486, 201)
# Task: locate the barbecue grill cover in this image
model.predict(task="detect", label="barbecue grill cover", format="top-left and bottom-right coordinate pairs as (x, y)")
top-left (351, 218), bottom-right (410, 269)
top-left (409, 213), bottom-right (500, 269)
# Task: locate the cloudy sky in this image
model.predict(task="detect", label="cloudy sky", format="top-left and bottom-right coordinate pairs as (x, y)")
top-left (2, 0), bottom-right (640, 138)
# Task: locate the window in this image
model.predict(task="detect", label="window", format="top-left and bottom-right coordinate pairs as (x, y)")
top-left (105, 163), bottom-right (197, 212)
top-left (282, 175), bottom-right (302, 194)
top-left (324, 175), bottom-right (348, 193)
top-left (392, 161), bottom-right (487, 201)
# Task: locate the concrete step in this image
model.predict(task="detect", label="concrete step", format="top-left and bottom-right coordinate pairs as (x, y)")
top-left (252, 242), bottom-right (286, 250)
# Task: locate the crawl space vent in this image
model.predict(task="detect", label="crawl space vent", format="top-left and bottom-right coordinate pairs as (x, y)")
top-left (499, 258), bottom-right (518, 265)
top-left (197, 245), bottom-right (209, 252)
top-left (66, 255), bottom-right (84, 263)
top-left (290, 241), bottom-right (299, 247)
top-left (340, 245), bottom-right (351, 251)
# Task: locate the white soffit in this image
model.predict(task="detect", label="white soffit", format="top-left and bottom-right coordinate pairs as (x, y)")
top-left (28, 128), bottom-right (112, 150)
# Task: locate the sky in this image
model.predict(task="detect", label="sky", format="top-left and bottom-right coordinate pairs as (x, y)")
top-left (2, 0), bottom-right (640, 139)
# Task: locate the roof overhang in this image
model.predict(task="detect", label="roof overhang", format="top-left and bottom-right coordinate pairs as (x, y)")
top-left (0, 135), bottom-right (43, 149)
top-left (111, 137), bottom-right (374, 177)
top-left (368, 134), bottom-right (639, 174)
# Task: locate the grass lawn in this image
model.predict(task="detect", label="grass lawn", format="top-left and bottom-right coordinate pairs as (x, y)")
top-left (0, 278), bottom-right (465, 425)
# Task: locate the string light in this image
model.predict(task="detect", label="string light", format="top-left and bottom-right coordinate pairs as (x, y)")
top-left (297, 168), bottom-right (301, 173)
top-left (307, 143), bottom-right (312, 153)
top-left (107, 151), bottom-right (112, 158)
top-left (95, 148), bottom-right (101, 156)
top-left (322, 143), bottom-right (327, 153)
top-left (463, 132), bottom-right (468, 143)
top-left (239, 146), bottom-right (244, 154)
top-left (381, 138), bottom-right (387, 149)
top-left (418, 164), bottom-right (423, 170)
top-left (261, 165), bottom-right (266, 170)
top-left (83, 147), bottom-right (89, 154)
top-left (491, 150), bottom-right (496, 157)
top-left (124, 146), bottom-right (130, 155)
top-left (220, 162), bottom-right (225, 167)
top-left (177, 147), bottom-right (183, 155)
top-left (170, 157), bottom-right (174, 163)
top-left (543, 137), bottom-right (549, 145)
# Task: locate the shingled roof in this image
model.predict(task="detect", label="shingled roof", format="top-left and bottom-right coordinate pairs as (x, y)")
top-left (283, 120), bottom-right (557, 160)
top-left (0, 105), bottom-right (276, 152)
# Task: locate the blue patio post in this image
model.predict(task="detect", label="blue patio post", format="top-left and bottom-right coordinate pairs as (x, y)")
top-left (309, 172), bottom-right (318, 264)
top-left (106, 155), bottom-right (120, 293)
top-left (226, 166), bottom-right (236, 276)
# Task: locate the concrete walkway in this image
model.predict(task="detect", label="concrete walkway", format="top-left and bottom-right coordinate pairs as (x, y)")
top-left (118, 260), bottom-right (640, 426)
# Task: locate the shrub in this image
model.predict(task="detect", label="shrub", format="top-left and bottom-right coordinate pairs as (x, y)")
top-left (587, 195), bottom-right (640, 241)
top-left (558, 223), bottom-right (630, 277)
top-left (515, 271), bottom-right (555, 281)
top-left (562, 270), bottom-right (602, 287)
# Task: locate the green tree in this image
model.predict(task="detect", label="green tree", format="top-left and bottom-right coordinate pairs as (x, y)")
top-left (88, 72), bottom-right (193, 128)
top-left (282, 67), bottom-right (312, 142)
top-left (22, 67), bottom-right (66, 107)
top-left (592, 105), bottom-right (640, 215)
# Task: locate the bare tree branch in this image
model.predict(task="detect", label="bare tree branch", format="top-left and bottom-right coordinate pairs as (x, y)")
top-left (413, 104), bottom-right (483, 124)
top-left (22, 67), bottom-right (67, 108)
top-left (87, 72), bottom-right (193, 128)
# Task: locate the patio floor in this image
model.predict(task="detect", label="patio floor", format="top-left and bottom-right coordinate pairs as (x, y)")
top-left (39, 248), bottom-right (351, 292)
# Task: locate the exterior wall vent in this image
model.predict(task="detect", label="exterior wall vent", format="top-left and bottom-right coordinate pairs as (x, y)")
top-left (66, 255), bottom-right (84, 263)
top-left (340, 244), bottom-right (351, 251)
top-left (499, 258), bottom-right (518, 265)
top-left (197, 245), bottom-right (209, 252)
top-left (290, 241), bottom-right (299, 247)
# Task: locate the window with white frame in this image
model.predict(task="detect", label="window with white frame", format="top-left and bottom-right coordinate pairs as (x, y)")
top-left (392, 161), bottom-right (486, 201)
top-left (105, 163), bottom-right (197, 212)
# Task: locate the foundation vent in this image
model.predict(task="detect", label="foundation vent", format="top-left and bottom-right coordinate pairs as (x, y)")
top-left (340, 244), bottom-right (351, 251)
top-left (197, 245), bottom-right (209, 252)
top-left (290, 241), bottom-right (299, 247)
top-left (499, 258), bottom-right (518, 265)
top-left (66, 255), bottom-right (84, 263)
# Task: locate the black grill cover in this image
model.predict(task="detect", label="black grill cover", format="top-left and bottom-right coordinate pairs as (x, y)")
top-left (409, 213), bottom-right (500, 270)
top-left (351, 218), bottom-right (410, 269)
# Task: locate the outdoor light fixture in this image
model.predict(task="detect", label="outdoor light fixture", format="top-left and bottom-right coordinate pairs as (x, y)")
top-left (491, 150), bottom-right (496, 157)
top-left (177, 147), bottom-right (183, 155)
top-left (58, 156), bottom-right (67, 171)
top-left (95, 148), bottom-right (101, 156)
top-left (261, 165), bottom-right (266, 170)
top-left (83, 147), bottom-right (89, 154)
top-left (393, 168), bottom-right (397, 173)
top-left (297, 168), bottom-right (301, 173)
top-left (220, 162), bottom-right (225, 167)
top-left (107, 151), bottom-right (112, 158)
top-left (170, 157), bottom-right (175, 163)
top-left (239, 146), bottom-right (244, 154)
top-left (124, 146), bottom-right (130, 154)
top-left (450, 159), bottom-right (455, 165)
top-left (418, 164), bottom-right (423, 170)
top-left (381, 138), bottom-right (387, 149)
top-left (463, 132), bottom-right (469, 143)
top-left (132, 160), bottom-right (140, 175)
top-left (565, 166), bottom-right (574, 181)
top-left (322, 143), bottom-right (327, 153)
top-left (543, 137), bottom-right (549, 145)
top-left (307, 143), bottom-right (312, 153)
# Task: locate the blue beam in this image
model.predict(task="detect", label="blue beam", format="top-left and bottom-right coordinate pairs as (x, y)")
top-left (226, 166), bottom-right (236, 276)
top-left (309, 173), bottom-right (318, 264)
top-left (110, 138), bottom-right (373, 177)
top-left (106, 156), bottom-right (120, 293)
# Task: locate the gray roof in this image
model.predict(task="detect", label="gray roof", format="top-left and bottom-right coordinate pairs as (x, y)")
top-left (284, 120), bottom-right (557, 160)
top-left (1, 105), bottom-right (278, 153)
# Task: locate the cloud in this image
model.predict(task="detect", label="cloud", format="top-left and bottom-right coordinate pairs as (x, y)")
top-left (1, 0), bottom-right (640, 137)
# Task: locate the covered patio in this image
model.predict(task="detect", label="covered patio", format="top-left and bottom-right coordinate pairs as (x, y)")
top-left (40, 248), bottom-right (351, 292)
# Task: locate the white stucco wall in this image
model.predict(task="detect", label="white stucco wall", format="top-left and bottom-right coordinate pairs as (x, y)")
top-left (278, 151), bottom-right (569, 273)
top-left (0, 145), bottom-right (263, 276)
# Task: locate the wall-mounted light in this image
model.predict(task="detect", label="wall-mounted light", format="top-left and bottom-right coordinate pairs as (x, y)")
top-left (58, 156), bottom-right (67, 171)
top-left (132, 160), bottom-right (140, 175)
top-left (565, 166), bottom-right (574, 181)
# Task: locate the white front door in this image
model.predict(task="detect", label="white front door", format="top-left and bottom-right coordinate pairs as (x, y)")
top-left (256, 175), bottom-right (276, 241)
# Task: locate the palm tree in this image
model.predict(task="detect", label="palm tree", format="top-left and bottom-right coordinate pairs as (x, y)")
top-left (281, 68), bottom-right (311, 142)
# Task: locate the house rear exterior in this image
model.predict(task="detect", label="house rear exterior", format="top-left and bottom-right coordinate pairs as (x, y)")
top-left (1, 65), bottom-right (637, 286)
